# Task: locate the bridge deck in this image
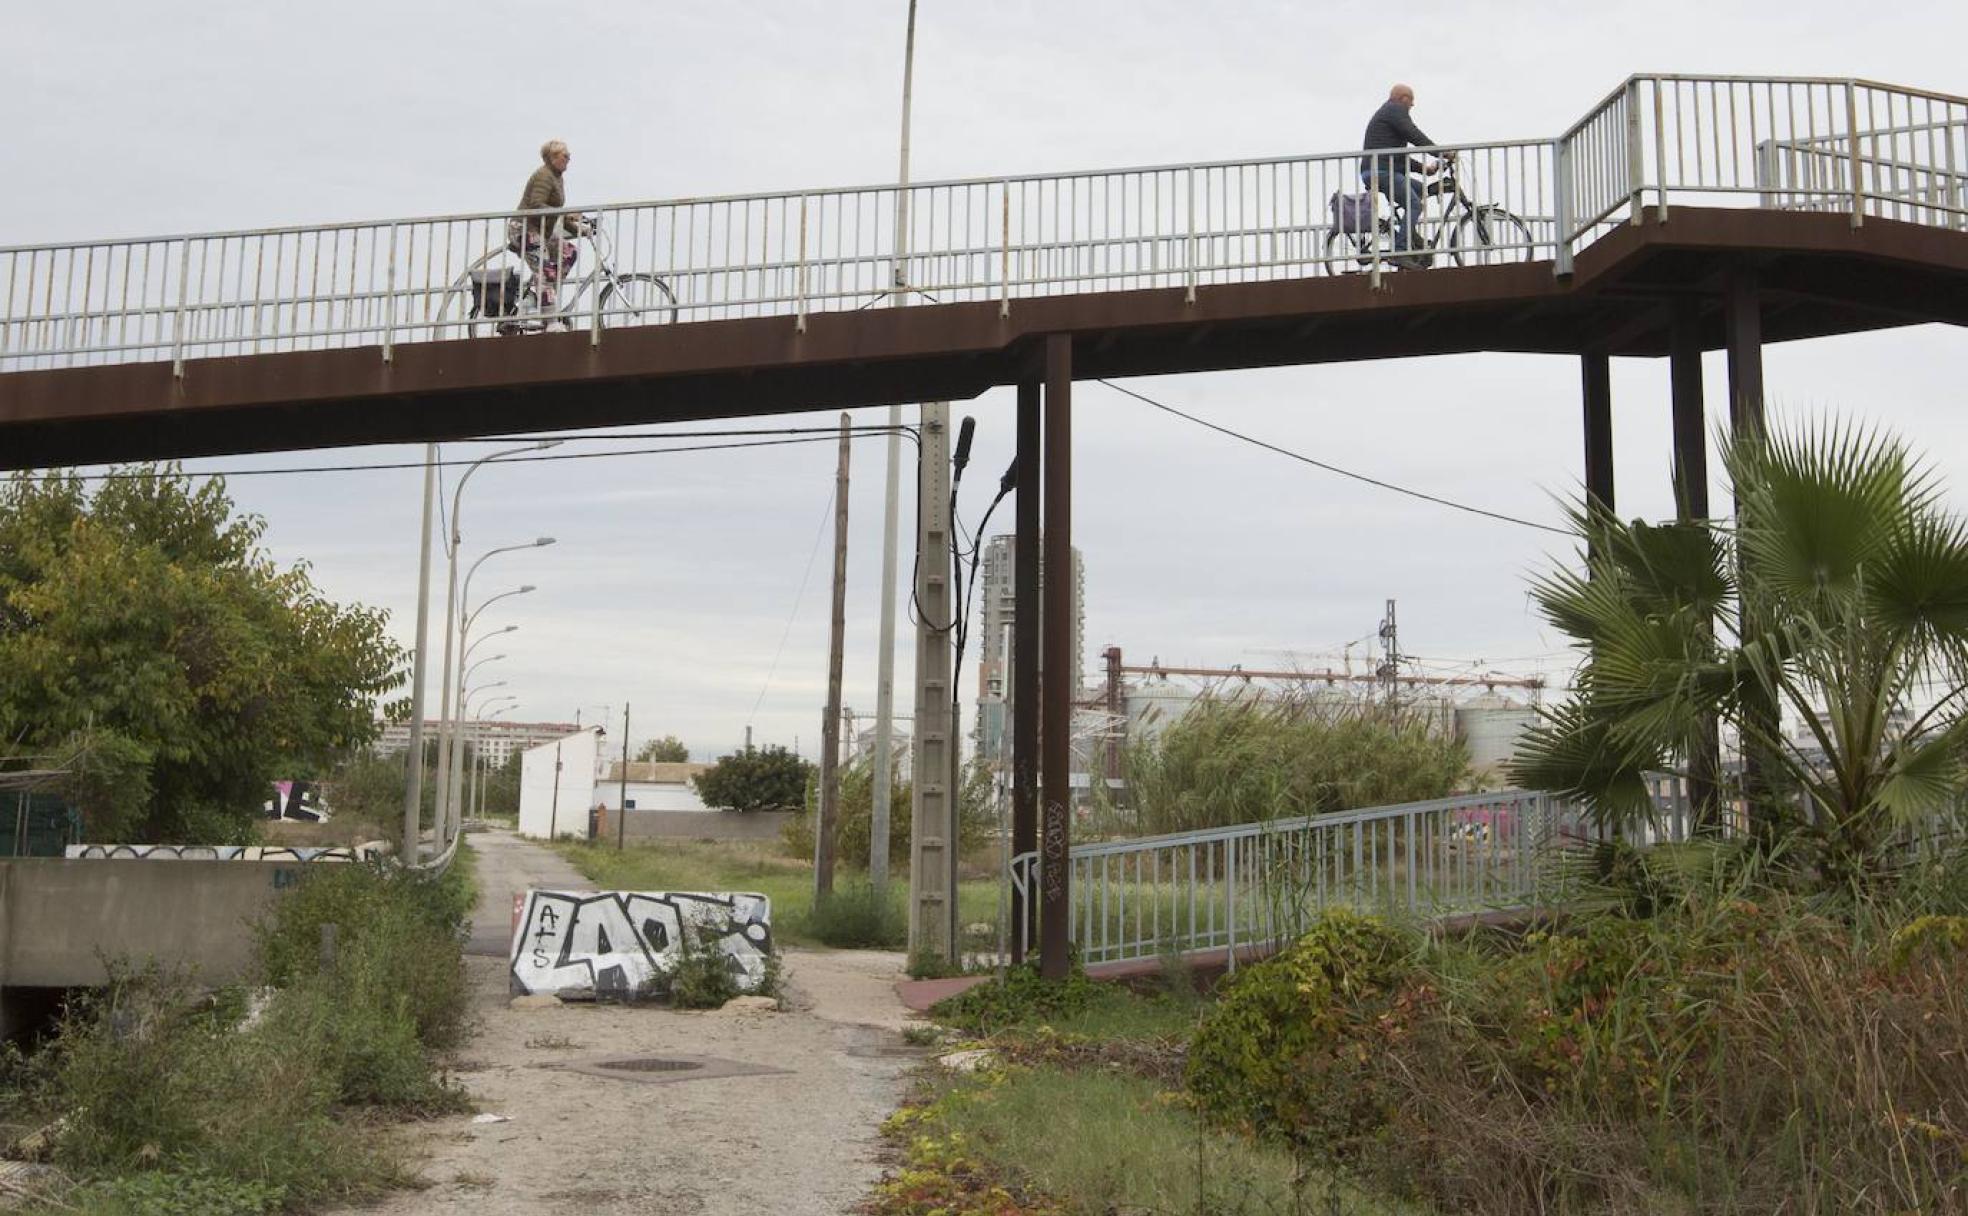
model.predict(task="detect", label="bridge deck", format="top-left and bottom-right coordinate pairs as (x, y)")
top-left (1, 206), bottom-right (1963, 470)
top-left (1, 73), bottom-right (1963, 469)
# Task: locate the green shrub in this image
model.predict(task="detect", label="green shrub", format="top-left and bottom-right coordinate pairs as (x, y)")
top-left (1185, 909), bottom-right (1413, 1141)
top-left (45, 966), bottom-right (385, 1208)
top-left (252, 860), bottom-right (470, 1049)
top-left (930, 964), bottom-right (1102, 1034)
top-left (666, 922), bottom-right (743, 1009)
top-left (801, 882), bottom-right (907, 948)
top-left (1215, 891), bottom-right (1968, 1213)
top-left (782, 754), bottom-right (993, 866)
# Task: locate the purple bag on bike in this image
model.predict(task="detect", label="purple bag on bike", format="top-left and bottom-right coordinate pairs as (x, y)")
top-left (1329, 191), bottom-right (1375, 234)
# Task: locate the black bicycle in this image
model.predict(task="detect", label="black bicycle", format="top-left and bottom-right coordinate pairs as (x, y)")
top-left (1323, 160), bottom-right (1536, 274)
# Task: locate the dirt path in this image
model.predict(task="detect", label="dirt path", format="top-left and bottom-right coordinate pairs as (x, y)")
top-left (340, 828), bottom-right (916, 1216)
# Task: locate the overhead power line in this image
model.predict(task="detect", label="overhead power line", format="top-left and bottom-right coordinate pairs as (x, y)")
top-left (17, 425), bottom-right (918, 482)
top-left (1097, 379), bottom-right (1571, 536)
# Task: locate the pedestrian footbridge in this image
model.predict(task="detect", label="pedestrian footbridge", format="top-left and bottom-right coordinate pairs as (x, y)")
top-left (0, 74), bottom-right (1963, 468)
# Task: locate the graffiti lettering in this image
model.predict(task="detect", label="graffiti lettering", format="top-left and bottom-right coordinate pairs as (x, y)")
top-left (65, 844), bottom-right (383, 862)
top-left (509, 889), bottom-right (773, 1000)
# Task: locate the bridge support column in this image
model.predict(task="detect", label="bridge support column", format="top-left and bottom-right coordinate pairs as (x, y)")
top-left (1669, 299), bottom-right (1721, 832)
top-left (1040, 334), bottom-right (1073, 982)
top-left (1010, 379), bottom-right (1041, 965)
top-left (1581, 351), bottom-right (1615, 532)
top-left (1726, 268), bottom-right (1774, 836)
top-left (1725, 269), bottom-right (1765, 441)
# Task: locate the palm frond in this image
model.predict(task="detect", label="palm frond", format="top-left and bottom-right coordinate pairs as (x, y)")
top-left (1866, 512), bottom-right (1968, 649)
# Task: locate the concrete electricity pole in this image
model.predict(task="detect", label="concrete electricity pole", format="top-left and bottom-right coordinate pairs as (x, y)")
top-left (402, 443), bottom-right (438, 862)
top-left (911, 405), bottom-right (957, 962)
top-left (870, 0), bottom-right (918, 896)
top-left (817, 413), bottom-right (852, 898)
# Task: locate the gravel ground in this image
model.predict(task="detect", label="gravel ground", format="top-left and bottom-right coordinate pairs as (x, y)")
top-left (335, 828), bottom-right (917, 1216)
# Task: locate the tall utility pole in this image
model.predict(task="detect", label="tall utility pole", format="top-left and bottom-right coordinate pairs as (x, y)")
top-left (402, 443), bottom-right (438, 862)
top-left (817, 414), bottom-right (852, 899)
top-left (871, 0), bottom-right (919, 896)
top-left (1103, 645), bottom-right (1124, 785)
top-left (1377, 599), bottom-right (1400, 702)
top-left (1010, 383), bottom-right (1041, 964)
top-left (615, 703), bottom-right (630, 851)
top-left (1038, 334), bottom-right (1074, 981)
top-left (910, 406), bottom-right (956, 962)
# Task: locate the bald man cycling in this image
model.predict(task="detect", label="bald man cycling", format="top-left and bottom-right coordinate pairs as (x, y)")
top-left (1361, 84), bottom-right (1455, 268)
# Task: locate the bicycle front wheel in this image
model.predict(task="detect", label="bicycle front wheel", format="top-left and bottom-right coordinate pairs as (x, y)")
top-left (1449, 206), bottom-right (1536, 267)
top-left (598, 273), bottom-right (680, 327)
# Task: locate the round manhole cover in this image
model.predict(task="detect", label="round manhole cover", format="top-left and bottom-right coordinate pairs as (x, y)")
top-left (597, 1057), bottom-right (704, 1073)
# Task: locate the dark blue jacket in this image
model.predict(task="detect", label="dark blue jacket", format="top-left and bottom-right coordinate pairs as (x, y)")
top-left (1361, 101), bottom-right (1435, 178)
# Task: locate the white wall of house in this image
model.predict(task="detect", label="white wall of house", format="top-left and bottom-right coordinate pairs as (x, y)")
top-left (518, 729), bottom-right (602, 839)
top-left (592, 779), bottom-right (711, 813)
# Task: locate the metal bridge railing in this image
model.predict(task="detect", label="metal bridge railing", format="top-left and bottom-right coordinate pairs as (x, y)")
top-left (1006, 789), bottom-right (1694, 968)
top-left (1560, 75), bottom-right (1968, 250)
top-left (1, 75), bottom-right (1962, 376)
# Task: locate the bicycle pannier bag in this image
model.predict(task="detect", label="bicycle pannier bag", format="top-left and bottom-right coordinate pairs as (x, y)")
top-left (468, 269), bottom-right (521, 318)
top-left (1329, 191), bottom-right (1374, 234)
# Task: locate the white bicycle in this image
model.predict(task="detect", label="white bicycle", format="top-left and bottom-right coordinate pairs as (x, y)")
top-left (460, 216), bottom-right (679, 335)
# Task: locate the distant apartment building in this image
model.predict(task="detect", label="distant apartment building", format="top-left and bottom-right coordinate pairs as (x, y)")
top-left (373, 719), bottom-right (584, 769)
top-left (974, 534), bottom-right (1084, 765)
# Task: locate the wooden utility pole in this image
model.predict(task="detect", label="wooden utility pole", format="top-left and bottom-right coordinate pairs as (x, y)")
top-left (816, 414), bottom-right (852, 898)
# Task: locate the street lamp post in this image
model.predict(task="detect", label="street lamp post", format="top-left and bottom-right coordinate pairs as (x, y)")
top-left (445, 581), bottom-right (539, 842)
top-left (432, 442), bottom-right (559, 853)
top-left (461, 688), bottom-right (515, 824)
top-left (442, 540), bottom-right (553, 842)
top-left (475, 698), bottom-right (519, 819)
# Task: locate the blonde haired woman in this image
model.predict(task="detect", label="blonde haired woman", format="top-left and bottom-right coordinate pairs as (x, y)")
top-left (510, 140), bottom-right (588, 314)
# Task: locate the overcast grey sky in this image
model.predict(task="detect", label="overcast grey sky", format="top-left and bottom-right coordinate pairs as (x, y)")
top-left (7, 2), bottom-right (1964, 759)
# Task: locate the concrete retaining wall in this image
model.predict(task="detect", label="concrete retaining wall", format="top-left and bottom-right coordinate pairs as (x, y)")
top-left (588, 808), bottom-right (794, 845)
top-left (0, 857), bottom-right (301, 989)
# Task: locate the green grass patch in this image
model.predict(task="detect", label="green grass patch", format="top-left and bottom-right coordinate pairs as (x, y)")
top-left (555, 838), bottom-right (1000, 949)
top-left (930, 963), bottom-right (1204, 1043)
top-left (874, 1066), bottom-right (1406, 1216)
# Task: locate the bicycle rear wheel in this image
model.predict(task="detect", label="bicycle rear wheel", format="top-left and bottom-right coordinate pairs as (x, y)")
top-left (598, 273), bottom-right (680, 327)
top-left (1449, 206), bottom-right (1536, 267)
top-left (1321, 228), bottom-right (1378, 275)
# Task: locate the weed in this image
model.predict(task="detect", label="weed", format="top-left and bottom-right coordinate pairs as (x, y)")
top-left (252, 859), bottom-right (470, 1050)
top-left (900, 1024), bottom-right (941, 1048)
top-left (666, 923), bottom-right (743, 1009)
top-left (905, 948), bottom-right (964, 981)
top-left (929, 964), bottom-right (1100, 1034)
top-left (802, 882), bottom-right (907, 948)
top-left (62, 1165), bottom-right (288, 1215)
top-left (524, 1034), bottom-right (580, 1051)
top-left (870, 1065), bottom-right (1397, 1215)
top-left (43, 965), bottom-right (391, 1208)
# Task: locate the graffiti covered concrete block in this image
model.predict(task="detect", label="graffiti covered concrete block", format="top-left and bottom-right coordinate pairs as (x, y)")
top-left (509, 889), bottom-right (773, 1000)
top-left (64, 843), bottom-right (384, 862)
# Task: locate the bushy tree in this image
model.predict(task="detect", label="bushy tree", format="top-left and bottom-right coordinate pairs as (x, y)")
top-left (782, 753), bottom-right (994, 867)
top-left (692, 744), bottom-right (811, 812)
top-left (1511, 419), bottom-right (1968, 883)
top-left (0, 468), bottom-right (404, 842)
top-left (636, 735), bottom-right (690, 763)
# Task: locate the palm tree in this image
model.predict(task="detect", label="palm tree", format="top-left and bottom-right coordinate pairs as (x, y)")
top-left (1510, 419), bottom-right (1968, 884)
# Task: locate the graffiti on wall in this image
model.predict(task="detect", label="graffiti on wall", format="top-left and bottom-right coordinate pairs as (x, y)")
top-left (64, 843), bottom-right (382, 862)
top-left (509, 889), bottom-right (773, 999)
